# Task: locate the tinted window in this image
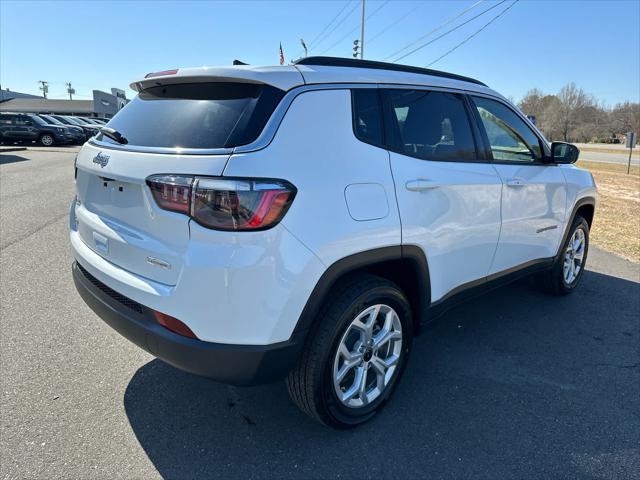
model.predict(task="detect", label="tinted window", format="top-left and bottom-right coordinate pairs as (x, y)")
top-left (352, 89), bottom-right (383, 147)
top-left (14, 116), bottom-right (32, 126)
top-left (0, 114), bottom-right (14, 125)
top-left (98, 82), bottom-right (284, 149)
top-left (473, 96), bottom-right (542, 162)
top-left (383, 90), bottom-right (476, 161)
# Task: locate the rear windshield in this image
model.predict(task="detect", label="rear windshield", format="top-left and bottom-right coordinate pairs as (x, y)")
top-left (97, 82), bottom-right (285, 149)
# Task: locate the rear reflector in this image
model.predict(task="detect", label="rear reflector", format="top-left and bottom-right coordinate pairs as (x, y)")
top-left (146, 175), bottom-right (296, 231)
top-left (153, 310), bottom-right (198, 339)
top-left (144, 69), bottom-right (179, 79)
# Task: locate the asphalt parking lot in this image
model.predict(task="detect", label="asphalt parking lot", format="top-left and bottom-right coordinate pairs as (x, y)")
top-left (1, 147), bottom-right (639, 479)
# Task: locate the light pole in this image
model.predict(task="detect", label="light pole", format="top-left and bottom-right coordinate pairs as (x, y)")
top-left (38, 80), bottom-right (48, 99)
top-left (359, 0), bottom-right (366, 59)
top-left (66, 82), bottom-right (75, 100)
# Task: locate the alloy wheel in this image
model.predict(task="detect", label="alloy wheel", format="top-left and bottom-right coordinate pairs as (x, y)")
top-left (332, 304), bottom-right (403, 408)
top-left (563, 227), bottom-right (586, 284)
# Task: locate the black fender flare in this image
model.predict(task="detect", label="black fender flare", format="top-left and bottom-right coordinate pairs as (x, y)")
top-left (554, 196), bottom-right (596, 264)
top-left (291, 245), bottom-right (431, 339)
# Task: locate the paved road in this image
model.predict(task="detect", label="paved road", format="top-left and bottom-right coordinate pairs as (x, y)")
top-left (574, 143), bottom-right (639, 166)
top-left (1, 148), bottom-right (639, 479)
top-left (579, 151), bottom-right (639, 166)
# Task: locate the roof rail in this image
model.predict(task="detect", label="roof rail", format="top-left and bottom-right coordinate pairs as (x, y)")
top-left (294, 56), bottom-right (487, 87)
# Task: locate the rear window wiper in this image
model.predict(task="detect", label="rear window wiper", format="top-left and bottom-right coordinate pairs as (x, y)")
top-left (100, 127), bottom-right (128, 145)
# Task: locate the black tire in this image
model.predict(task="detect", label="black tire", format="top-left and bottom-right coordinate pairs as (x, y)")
top-left (540, 215), bottom-right (590, 295)
top-left (286, 273), bottom-right (413, 428)
top-left (39, 133), bottom-right (55, 146)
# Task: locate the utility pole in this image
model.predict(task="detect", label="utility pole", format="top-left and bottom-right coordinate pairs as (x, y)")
top-left (66, 82), bottom-right (75, 100)
top-left (359, 0), bottom-right (366, 59)
top-left (38, 80), bottom-right (48, 99)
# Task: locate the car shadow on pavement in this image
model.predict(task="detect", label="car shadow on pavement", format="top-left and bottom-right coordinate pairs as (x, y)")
top-left (124, 270), bottom-right (639, 479)
top-left (0, 154), bottom-right (29, 165)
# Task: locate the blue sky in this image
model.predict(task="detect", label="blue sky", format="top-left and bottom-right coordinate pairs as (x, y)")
top-left (1, 0), bottom-right (638, 105)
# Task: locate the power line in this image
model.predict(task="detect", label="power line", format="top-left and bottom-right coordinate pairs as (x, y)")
top-left (310, 1), bottom-right (360, 52)
top-left (368, 4), bottom-right (422, 45)
top-left (384, 0), bottom-right (486, 61)
top-left (427, 0), bottom-right (519, 67)
top-left (307, 1), bottom-right (352, 50)
top-left (319, 0), bottom-right (390, 56)
top-left (390, 0), bottom-right (507, 63)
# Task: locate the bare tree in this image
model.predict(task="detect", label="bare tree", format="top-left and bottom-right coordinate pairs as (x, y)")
top-left (518, 82), bottom-right (637, 143)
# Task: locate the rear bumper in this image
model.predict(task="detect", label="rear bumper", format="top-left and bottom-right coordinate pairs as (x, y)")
top-left (72, 261), bottom-right (304, 385)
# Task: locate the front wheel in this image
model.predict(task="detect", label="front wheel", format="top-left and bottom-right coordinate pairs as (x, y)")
top-left (286, 274), bottom-right (413, 428)
top-left (541, 215), bottom-right (590, 294)
top-left (40, 133), bottom-right (55, 146)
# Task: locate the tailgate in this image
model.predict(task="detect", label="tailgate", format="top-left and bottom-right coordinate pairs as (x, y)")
top-left (74, 143), bottom-right (229, 285)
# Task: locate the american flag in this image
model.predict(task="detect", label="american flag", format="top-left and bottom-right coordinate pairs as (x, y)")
top-left (279, 43), bottom-right (285, 65)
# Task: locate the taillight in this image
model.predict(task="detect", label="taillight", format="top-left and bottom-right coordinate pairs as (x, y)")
top-left (144, 69), bottom-right (179, 78)
top-left (146, 175), bottom-right (296, 231)
top-left (146, 175), bottom-right (193, 214)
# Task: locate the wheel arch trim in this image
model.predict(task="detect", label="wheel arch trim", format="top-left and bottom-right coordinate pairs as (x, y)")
top-left (291, 245), bottom-right (431, 339)
top-left (555, 196), bottom-right (596, 263)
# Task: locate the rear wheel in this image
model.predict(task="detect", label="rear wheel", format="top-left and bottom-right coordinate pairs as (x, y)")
top-left (540, 215), bottom-right (590, 294)
top-left (40, 133), bottom-right (55, 146)
top-left (286, 274), bottom-right (413, 428)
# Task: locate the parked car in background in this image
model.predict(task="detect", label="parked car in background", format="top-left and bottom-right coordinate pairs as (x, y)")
top-left (0, 112), bottom-right (75, 146)
top-left (51, 115), bottom-right (100, 139)
top-left (84, 118), bottom-right (107, 125)
top-left (73, 117), bottom-right (101, 126)
top-left (37, 115), bottom-right (86, 144)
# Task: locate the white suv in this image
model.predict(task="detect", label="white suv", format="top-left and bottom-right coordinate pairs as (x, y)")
top-left (70, 57), bottom-right (597, 428)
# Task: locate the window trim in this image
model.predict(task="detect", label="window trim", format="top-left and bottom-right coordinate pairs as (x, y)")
top-left (379, 87), bottom-right (484, 164)
top-left (468, 94), bottom-right (553, 166)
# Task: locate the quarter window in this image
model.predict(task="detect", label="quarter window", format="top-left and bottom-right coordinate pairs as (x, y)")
top-left (472, 96), bottom-right (542, 163)
top-left (351, 89), bottom-right (384, 147)
top-left (382, 90), bottom-right (477, 162)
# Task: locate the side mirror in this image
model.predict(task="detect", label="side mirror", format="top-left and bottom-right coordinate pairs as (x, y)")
top-left (551, 142), bottom-right (579, 164)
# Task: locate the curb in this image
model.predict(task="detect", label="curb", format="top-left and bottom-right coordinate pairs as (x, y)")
top-left (0, 147), bottom-right (28, 153)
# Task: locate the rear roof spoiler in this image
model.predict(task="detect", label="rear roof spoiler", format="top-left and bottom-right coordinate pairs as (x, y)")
top-left (130, 65), bottom-right (305, 93)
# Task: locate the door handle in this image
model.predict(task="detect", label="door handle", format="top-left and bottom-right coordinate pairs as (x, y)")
top-left (506, 177), bottom-right (526, 187)
top-left (405, 179), bottom-right (440, 191)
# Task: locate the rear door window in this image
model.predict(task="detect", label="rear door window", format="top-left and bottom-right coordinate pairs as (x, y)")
top-left (97, 82), bottom-right (284, 149)
top-left (381, 89), bottom-right (477, 162)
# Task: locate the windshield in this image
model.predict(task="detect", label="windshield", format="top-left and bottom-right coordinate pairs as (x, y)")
top-left (97, 82), bottom-right (284, 149)
top-left (28, 115), bottom-right (47, 126)
top-left (60, 116), bottom-right (82, 125)
top-left (39, 115), bottom-right (64, 125)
